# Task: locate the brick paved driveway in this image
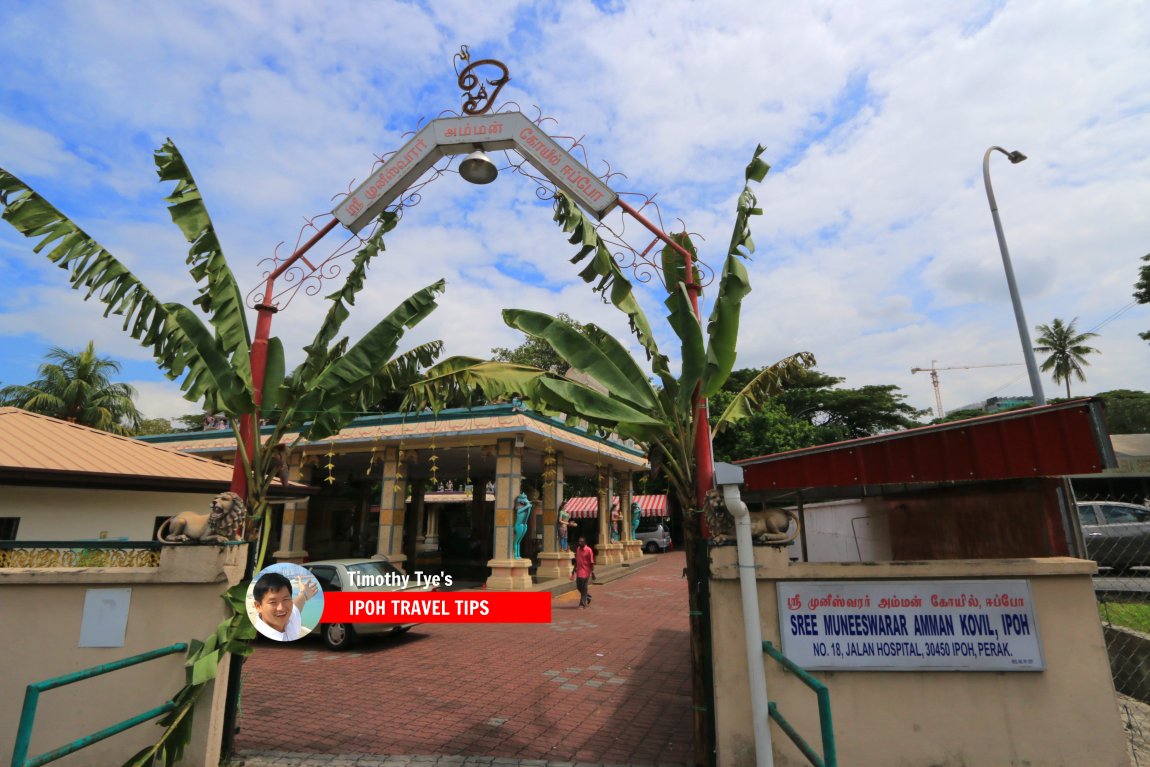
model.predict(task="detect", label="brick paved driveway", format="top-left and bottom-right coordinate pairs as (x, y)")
top-left (235, 552), bottom-right (693, 766)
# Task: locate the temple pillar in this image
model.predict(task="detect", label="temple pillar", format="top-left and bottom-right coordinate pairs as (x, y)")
top-left (272, 454), bottom-right (311, 563)
top-left (403, 479), bottom-right (426, 568)
top-left (272, 499), bottom-right (309, 563)
top-left (374, 446), bottom-right (407, 572)
top-left (485, 438), bottom-right (532, 590)
top-left (621, 472), bottom-right (643, 562)
top-left (598, 468), bottom-right (624, 565)
top-left (421, 502), bottom-right (440, 552)
top-left (536, 452), bottom-right (571, 581)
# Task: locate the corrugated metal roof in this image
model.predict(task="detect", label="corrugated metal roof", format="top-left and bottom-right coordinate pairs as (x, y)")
top-left (0, 407), bottom-right (236, 484)
top-left (562, 494), bottom-right (667, 518)
top-left (736, 400), bottom-right (1115, 493)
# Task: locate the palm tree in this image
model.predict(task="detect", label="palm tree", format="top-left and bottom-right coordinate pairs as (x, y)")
top-left (0, 341), bottom-right (142, 434)
top-left (1034, 317), bottom-right (1100, 398)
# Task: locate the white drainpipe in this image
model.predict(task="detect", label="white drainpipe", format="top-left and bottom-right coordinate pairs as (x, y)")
top-left (716, 463), bottom-right (774, 767)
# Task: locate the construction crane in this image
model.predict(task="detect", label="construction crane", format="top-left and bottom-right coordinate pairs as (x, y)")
top-left (911, 361), bottom-right (1024, 418)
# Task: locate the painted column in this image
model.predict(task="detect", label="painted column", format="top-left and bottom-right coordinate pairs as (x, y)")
top-left (272, 500), bottom-right (310, 563)
top-left (536, 451), bottom-right (571, 581)
top-left (272, 454), bottom-right (311, 563)
top-left (621, 471), bottom-right (643, 562)
top-left (374, 445), bottom-right (407, 572)
top-left (404, 478), bottom-right (426, 568)
top-left (598, 468), bottom-right (624, 565)
top-left (485, 437), bottom-right (533, 590)
top-left (421, 502), bottom-right (440, 552)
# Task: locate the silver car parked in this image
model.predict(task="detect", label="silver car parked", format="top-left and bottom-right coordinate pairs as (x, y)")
top-left (1077, 501), bottom-right (1150, 573)
top-left (303, 558), bottom-right (435, 650)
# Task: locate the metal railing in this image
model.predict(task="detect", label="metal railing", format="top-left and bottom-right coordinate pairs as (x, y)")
top-left (10, 642), bottom-right (188, 767)
top-left (762, 641), bottom-right (836, 767)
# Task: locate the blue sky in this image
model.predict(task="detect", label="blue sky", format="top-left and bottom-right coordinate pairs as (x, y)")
top-left (1, 1), bottom-right (1148, 422)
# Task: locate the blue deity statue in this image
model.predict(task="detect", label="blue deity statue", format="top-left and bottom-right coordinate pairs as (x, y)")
top-left (632, 501), bottom-right (642, 539)
top-left (513, 491), bottom-right (532, 559)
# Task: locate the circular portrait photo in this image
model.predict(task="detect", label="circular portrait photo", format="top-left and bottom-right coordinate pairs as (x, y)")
top-left (246, 562), bottom-right (324, 642)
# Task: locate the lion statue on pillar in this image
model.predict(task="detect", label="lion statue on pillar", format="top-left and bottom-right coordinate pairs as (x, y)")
top-left (156, 492), bottom-right (247, 544)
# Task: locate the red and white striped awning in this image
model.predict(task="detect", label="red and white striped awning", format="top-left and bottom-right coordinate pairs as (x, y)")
top-left (561, 494), bottom-right (667, 519)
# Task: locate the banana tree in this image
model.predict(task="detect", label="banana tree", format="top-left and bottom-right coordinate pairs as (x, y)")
top-left (405, 145), bottom-right (814, 522)
top-left (404, 146), bottom-right (813, 763)
top-left (0, 139), bottom-right (446, 766)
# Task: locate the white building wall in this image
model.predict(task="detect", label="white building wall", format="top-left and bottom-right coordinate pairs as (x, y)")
top-left (2, 486), bottom-right (213, 541)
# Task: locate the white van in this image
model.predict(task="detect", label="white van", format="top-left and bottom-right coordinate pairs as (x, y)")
top-left (636, 517), bottom-right (671, 553)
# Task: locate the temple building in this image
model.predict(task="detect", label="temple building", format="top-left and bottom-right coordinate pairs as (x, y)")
top-left (139, 404), bottom-right (651, 589)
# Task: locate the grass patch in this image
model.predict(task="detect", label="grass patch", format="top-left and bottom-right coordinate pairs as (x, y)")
top-left (1099, 601), bottom-right (1150, 633)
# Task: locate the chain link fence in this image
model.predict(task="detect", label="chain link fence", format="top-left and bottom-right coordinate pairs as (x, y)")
top-left (1076, 490), bottom-right (1150, 765)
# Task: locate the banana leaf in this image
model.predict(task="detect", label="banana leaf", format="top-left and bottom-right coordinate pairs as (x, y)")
top-left (312, 279), bottom-right (445, 402)
top-left (711, 351), bottom-right (817, 435)
top-left (0, 167), bottom-right (250, 413)
top-left (298, 213), bottom-right (396, 384)
top-left (553, 193), bottom-right (666, 373)
top-left (502, 309), bottom-right (658, 411)
top-left (701, 252), bottom-right (752, 397)
top-left (155, 140), bottom-right (252, 389)
top-left (665, 283), bottom-right (705, 412)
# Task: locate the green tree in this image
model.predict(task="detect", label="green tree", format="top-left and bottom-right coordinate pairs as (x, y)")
top-left (1135, 253), bottom-right (1150, 342)
top-left (0, 341), bottom-right (142, 434)
top-left (491, 312), bottom-right (586, 373)
top-left (1096, 390), bottom-right (1150, 434)
top-left (711, 396), bottom-right (816, 462)
top-left (1034, 317), bottom-right (1100, 398)
top-left (776, 369), bottom-right (925, 442)
top-left (404, 147), bottom-right (814, 760)
top-left (709, 367), bottom-right (925, 461)
top-left (0, 140), bottom-right (444, 766)
top-left (135, 417), bottom-right (176, 435)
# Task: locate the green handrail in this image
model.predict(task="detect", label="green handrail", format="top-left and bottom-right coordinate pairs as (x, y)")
top-left (763, 641), bottom-right (837, 767)
top-left (11, 642), bottom-right (188, 767)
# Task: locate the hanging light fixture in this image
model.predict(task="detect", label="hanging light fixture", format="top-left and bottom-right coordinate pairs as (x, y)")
top-left (459, 146), bottom-right (498, 184)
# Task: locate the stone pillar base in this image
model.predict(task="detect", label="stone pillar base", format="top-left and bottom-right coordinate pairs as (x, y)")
top-left (420, 535), bottom-right (439, 552)
top-left (622, 540), bottom-right (643, 562)
top-left (536, 551), bottom-right (573, 581)
top-left (271, 549), bottom-right (309, 564)
top-left (599, 542), bottom-right (625, 566)
top-left (374, 553), bottom-right (407, 573)
top-left (485, 558), bottom-right (534, 590)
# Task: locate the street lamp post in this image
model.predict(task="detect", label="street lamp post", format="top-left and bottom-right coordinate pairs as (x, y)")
top-left (982, 146), bottom-right (1046, 406)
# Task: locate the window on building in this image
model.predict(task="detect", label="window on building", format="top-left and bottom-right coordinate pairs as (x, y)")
top-left (0, 517), bottom-right (19, 540)
top-left (152, 516), bottom-right (170, 540)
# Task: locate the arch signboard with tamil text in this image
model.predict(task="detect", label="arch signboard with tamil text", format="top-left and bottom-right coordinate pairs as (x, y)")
top-left (333, 111), bottom-right (618, 234)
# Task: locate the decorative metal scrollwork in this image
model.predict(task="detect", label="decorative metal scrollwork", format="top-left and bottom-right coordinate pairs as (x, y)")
top-left (0, 546), bottom-right (161, 568)
top-left (454, 45), bottom-right (510, 116)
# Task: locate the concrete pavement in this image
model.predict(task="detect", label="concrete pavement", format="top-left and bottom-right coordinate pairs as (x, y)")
top-left (232, 552), bottom-right (693, 766)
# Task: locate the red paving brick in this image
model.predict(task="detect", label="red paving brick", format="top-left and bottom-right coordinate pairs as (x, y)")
top-left (236, 552), bottom-right (693, 765)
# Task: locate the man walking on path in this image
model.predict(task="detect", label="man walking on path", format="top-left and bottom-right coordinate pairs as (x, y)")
top-left (571, 536), bottom-right (595, 608)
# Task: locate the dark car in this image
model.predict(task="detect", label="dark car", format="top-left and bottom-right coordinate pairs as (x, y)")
top-left (1077, 501), bottom-right (1150, 572)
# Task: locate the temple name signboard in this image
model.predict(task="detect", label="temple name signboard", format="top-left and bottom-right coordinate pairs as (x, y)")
top-left (776, 579), bottom-right (1044, 671)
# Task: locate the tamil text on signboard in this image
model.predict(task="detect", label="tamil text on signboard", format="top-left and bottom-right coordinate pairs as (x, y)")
top-left (776, 579), bottom-right (1044, 671)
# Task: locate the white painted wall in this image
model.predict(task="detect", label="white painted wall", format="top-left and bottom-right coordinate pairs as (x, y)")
top-left (2, 486), bottom-right (218, 541)
top-left (786, 498), bottom-right (893, 562)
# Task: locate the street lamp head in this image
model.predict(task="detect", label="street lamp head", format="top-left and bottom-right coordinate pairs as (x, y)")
top-left (459, 149), bottom-right (498, 185)
top-left (1006, 150), bottom-right (1027, 164)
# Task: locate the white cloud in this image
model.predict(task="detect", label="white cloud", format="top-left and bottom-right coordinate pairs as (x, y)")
top-left (1, 0), bottom-right (1148, 424)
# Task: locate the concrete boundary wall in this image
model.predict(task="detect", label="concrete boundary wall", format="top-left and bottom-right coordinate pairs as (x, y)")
top-left (0, 544), bottom-right (246, 767)
top-left (709, 547), bottom-right (1129, 767)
